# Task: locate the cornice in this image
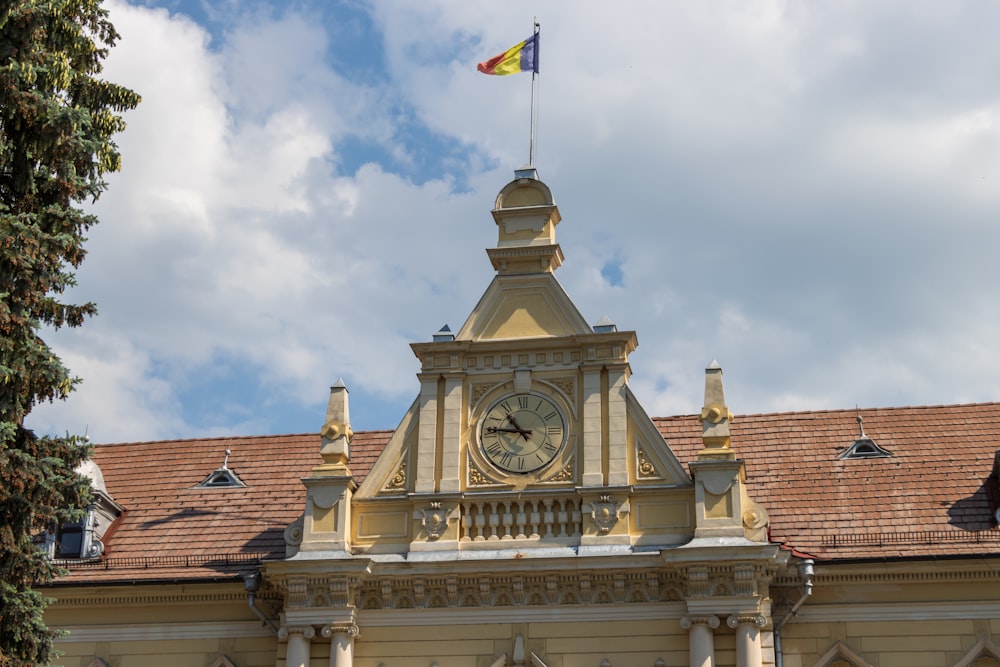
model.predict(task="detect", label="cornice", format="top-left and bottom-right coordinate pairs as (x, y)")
top-left (49, 581), bottom-right (253, 608)
top-left (796, 600), bottom-right (1000, 622)
top-left (357, 601), bottom-right (686, 626)
top-left (54, 620), bottom-right (273, 642)
top-left (774, 560), bottom-right (1000, 587)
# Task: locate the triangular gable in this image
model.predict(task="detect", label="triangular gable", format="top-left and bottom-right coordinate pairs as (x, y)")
top-left (455, 274), bottom-right (593, 341)
top-left (355, 398), bottom-right (419, 499)
top-left (626, 388), bottom-right (691, 486)
top-left (954, 638), bottom-right (1000, 667)
top-left (811, 641), bottom-right (873, 667)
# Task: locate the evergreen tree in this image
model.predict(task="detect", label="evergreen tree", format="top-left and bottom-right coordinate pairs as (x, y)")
top-left (0, 1), bottom-right (139, 664)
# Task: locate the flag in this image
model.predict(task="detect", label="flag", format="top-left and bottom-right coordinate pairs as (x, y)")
top-left (477, 32), bottom-right (539, 75)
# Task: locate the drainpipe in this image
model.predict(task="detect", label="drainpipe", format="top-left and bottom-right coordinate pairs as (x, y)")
top-left (773, 559), bottom-right (814, 667)
top-left (244, 571), bottom-right (279, 634)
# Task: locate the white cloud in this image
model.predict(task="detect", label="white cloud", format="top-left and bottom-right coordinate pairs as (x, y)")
top-left (28, 0), bottom-right (1000, 443)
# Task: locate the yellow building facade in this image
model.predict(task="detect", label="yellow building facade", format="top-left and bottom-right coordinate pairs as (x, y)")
top-left (46, 171), bottom-right (1000, 667)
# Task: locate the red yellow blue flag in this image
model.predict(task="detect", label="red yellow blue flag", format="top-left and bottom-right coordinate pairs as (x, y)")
top-left (477, 32), bottom-right (539, 75)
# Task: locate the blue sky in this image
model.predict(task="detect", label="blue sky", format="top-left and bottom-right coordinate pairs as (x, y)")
top-left (29, 1), bottom-right (1000, 443)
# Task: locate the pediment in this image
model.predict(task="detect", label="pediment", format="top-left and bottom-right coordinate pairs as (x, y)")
top-left (626, 388), bottom-right (691, 486)
top-left (455, 273), bottom-right (592, 341)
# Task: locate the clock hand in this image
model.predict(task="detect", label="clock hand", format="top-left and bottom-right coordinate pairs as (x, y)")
top-left (486, 426), bottom-right (525, 434)
top-left (505, 414), bottom-right (533, 440)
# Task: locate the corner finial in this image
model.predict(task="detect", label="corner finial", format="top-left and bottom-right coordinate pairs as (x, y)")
top-left (698, 360), bottom-right (736, 460)
top-left (317, 379), bottom-right (353, 475)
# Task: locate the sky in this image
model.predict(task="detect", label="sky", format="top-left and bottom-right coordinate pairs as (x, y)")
top-left (27, 0), bottom-right (1000, 444)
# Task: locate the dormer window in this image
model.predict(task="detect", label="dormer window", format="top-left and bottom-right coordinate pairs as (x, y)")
top-left (196, 448), bottom-right (247, 488)
top-left (837, 411), bottom-right (892, 460)
top-left (46, 459), bottom-right (124, 561)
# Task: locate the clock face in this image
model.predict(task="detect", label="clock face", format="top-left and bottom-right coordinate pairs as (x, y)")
top-left (480, 393), bottom-right (566, 473)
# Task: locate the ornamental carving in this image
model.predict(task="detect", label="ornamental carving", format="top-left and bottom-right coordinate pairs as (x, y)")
top-left (383, 461), bottom-right (407, 492)
top-left (551, 377), bottom-right (575, 399)
top-left (421, 501), bottom-right (449, 539)
top-left (637, 447), bottom-right (660, 478)
top-left (353, 570), bottom-right (683, 610)
top-left (727, 614), bottom-right (767, 629)
top-left (321, 623), bottom-right (359, 638)
top-left (545, 462), bottom-right (573, 483)
top-left (590, 495), bottom-right (623, 534)
top-left (468, 461), bottom-right (502, 486)
top-left (471, 382), bottom-right (497, 406)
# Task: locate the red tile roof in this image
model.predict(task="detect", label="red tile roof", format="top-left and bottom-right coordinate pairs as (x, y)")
top-left (57, 403), bottom-right (1000, 584)
top-left (657, 403), bottom-right (1000, 559)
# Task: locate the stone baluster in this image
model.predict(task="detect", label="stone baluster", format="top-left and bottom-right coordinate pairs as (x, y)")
top-left (680, 616), bottom-right (719, 667)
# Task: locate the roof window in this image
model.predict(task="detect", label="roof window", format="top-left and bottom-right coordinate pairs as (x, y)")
top-left (838, 411), bottom-right (892, 460)
top-left (196, 449), bottom-right (247, 488)
top-left (45, 459), bottom-right (124, 560)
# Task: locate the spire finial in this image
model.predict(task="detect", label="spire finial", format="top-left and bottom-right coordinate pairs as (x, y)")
top-left (698, 360), bottom-right (736, 460)
top-left (317, 379), bottom-right (353, 475)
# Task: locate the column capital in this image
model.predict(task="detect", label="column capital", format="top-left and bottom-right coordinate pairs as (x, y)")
top-left (321, 622), bottom-right (360, 638)
top-left (680, 615), bottom-right (720, 630)
top-left (727, 614), bottom-right (767, 629)
top-left (278, 625), bottom-right (316, 641)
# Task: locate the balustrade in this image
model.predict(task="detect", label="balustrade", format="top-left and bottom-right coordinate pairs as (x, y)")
top-left (460, 495), bottom-right (582, 542)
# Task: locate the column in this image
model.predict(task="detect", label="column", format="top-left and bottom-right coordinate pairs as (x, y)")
top-left (438, 373), bottom-right (464, 493)
top-left (280, 626), bottom-right (315, 667)
top-left (580, 366), bottom-right (603, 486)
top-left (680, 616), bottom-right (718, 667)
top-left (727, 615), bottom-right (766, 667)
top-left (322, 623), bottom-right (359, 667)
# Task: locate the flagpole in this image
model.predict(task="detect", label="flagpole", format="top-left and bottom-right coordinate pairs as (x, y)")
top-left (529, 20), bottom-right (539, 167)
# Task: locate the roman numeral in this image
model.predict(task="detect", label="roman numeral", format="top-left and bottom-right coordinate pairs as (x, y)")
top-left (500, 401), bottom-right (512, 414)
top-left (543, 442), bottom-right (557, 452)
top-left (517, 457), bottom-right (526, 470)
top-left (544, 411), bottom-right (558, 421)
top-left (518, 396), bottom-right (529, 408)
top-left (500, 452), bottom-right (513, 467)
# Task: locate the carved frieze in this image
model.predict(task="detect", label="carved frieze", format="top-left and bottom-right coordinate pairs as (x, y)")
top-left (350, 571), bottom-right (684, 611)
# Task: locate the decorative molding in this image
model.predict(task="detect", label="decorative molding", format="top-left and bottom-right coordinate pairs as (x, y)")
top-left (468, 460), bottom-right (503, 487)
top-left (52, 590), bottom-right (253, 608)
top-left (85, 660), bottom-right (110, 667)
top-left (545, 462), bottom-right (573, 483)
top-left (356, 601), bottom-right (687, 626)
top-left (421, 502), bottom-right (449, 539)
top-left (810, 641), bottom-right (872, 667)
top-left (471, 382), bottom-right (497, 407)
top-left (284, 513), bottom-right (304, 551)
top-left (636, 447), bottom-right (660, 479)
top-left (680, 615), bottom-right (720, 629)
top-left (383, 461), bottom-right (407, 492)
top-left (793, 600), bottom-right (1000, 623)
top-left (321, 623), bottom-right (360, 639)
top-left (726, 614), bottom-right (766, 628)
top-left (55, 621), bottom-right (274, 642)
top-left (353, 571), bottom-right (684, 612)
top-left (550, 377), bottom-right (575, 400)
top-left (278, 625), bottom-right (316, 641)
top-left (208, 657), bottom-right (238, 667)
top-left (954, 638), bottom-right (1000, 667)
top-left (589, 495), bottom-right (625, 534)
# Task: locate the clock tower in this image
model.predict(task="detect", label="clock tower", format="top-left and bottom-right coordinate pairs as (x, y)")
top-left (349, 167), bottom-right (693, 553)
top-left (270, 168), bottom-right (783, 667)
